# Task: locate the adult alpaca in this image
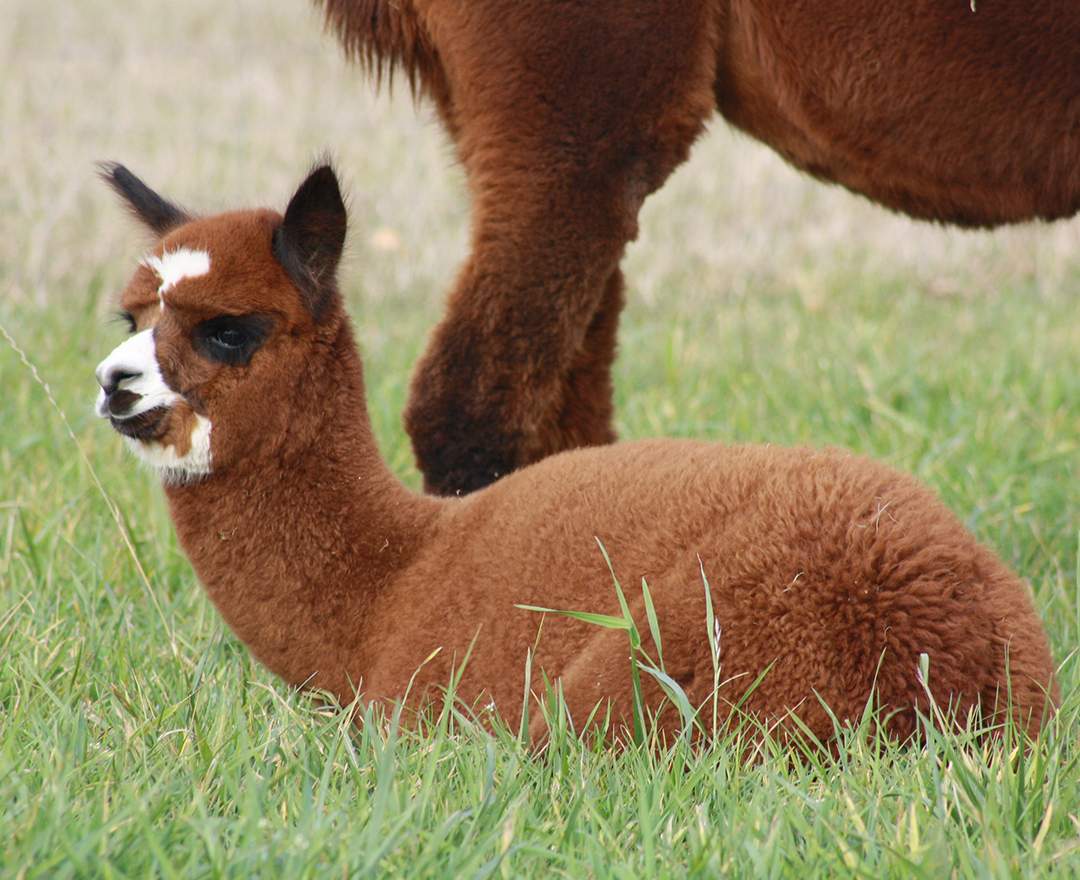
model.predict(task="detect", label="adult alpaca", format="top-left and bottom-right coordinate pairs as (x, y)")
top-left (316, 0), bottom-right (1080, 496)
top-left (93, 163), bottom-right (1056, 746)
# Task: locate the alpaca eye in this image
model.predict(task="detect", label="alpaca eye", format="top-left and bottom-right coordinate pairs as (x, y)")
top-left (210, 328), bottom-right (247, 350)
top-left (194, 314), bottom-right (273, 366)
top-left (116, 311), bottom-right (137, 334)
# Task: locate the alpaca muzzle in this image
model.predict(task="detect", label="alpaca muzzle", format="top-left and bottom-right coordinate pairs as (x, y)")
top-left (94, 328), bottom-right (181, 432)
top-left (95, 327), bottom-right (213, 481)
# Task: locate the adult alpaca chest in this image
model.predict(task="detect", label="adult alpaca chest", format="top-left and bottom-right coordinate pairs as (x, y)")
top-left (94, 163), bottom-right (1056, 746)
top-left (317, 0), bottom-right (1080, 497)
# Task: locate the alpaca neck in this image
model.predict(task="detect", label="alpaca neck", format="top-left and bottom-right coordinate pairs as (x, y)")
top-left (163, 318), bottom-right (441, 697)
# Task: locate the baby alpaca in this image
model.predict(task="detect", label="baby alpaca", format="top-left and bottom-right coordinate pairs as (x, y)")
top-left (94, 163), bottom-right (1056, 745)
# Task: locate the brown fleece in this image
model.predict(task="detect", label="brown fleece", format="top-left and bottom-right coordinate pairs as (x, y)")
top-left (317, 0), bottom-right (1080, 495)
top-left (100, 167), bottom-right (1057, 747)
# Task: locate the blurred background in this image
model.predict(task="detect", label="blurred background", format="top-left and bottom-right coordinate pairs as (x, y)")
top-left (5, 0), bottom-right (1078, 308)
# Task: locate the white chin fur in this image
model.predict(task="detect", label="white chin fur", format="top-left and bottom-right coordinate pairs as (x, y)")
top-left (124, 414), bottom-right (213, 485)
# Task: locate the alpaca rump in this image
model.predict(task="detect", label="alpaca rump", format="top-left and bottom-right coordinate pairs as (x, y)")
top-left (93, 163), bottom-right (1056, 745)
top-left (317, 0), bottom-right (1080, 496)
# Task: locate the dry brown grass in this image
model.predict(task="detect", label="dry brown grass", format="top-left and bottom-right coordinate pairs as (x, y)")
top-left (4, 0), bottom-right (1078, 317)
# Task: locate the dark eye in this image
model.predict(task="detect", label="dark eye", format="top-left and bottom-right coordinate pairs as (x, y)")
top-left (210, 327), bottom-right (247, 350)
top-left (193, 315), bottom-right (273, 366)
top-left (115, 311), bottom-right (137, 334)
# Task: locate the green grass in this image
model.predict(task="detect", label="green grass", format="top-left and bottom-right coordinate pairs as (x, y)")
top-left (3, 276), bottom-right (1078, 878)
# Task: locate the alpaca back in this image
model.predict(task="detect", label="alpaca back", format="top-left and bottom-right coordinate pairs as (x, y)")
top-left (363, 442), bottom-right (1056, 740)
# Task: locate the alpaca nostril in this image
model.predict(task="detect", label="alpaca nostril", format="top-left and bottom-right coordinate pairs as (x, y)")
top-left (99, 367), bottom-right (140, 396)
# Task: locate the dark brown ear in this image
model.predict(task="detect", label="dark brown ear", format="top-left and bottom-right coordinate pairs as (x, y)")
top-left (273, 164), bottom-right (347, 322)
top-left (97, 162), bottom-right (191, 236)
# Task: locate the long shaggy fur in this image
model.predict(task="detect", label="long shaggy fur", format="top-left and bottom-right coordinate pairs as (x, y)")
top-left (317, 0), bottom-right (438, 97)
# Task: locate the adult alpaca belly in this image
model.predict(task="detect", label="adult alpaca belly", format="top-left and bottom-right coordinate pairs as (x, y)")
top-left (717, 0), bottom-right (1080, 226)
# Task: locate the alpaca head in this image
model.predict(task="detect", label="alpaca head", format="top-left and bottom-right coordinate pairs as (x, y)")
top-left (94, 163), bottom-right (347, 482)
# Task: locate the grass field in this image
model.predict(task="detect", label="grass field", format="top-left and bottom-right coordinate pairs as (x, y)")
top-left (3, 1), bottom-right (1079, 876)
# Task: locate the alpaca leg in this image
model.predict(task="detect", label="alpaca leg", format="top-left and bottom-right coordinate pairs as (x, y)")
top-left (404, 3), bottom-right (718, 495)
top-left (527, 269), bottom-right (626, 463)
top-left (403, 178), bottom-right (632, 495)
top-left (404, 150), bottom-right (688, 497)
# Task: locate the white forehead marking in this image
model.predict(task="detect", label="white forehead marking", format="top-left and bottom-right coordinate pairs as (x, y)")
top-left (142, 247), bottom-right (211, 308)
top-left (94, 328), bottom-right (179, 419)
top-left (123, 414), bottom-right (213, 485)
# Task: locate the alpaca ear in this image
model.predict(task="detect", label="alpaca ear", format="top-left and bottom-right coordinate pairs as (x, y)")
top-left (97, 162), bottom-right (191, 236)
top-left (273, 164), bottom-right (347, 321)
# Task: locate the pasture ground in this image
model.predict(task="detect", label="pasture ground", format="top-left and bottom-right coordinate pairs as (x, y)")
top-left (2, 1), bottom-right (1078, 876)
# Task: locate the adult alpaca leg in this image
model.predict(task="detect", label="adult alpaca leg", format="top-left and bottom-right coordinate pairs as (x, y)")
top-left (403, 179), bottom-right (633, 495)
top-left (452, 269), bottom-right (629, 482)
top-left (403, 2), bottom-right (718, 495)
top-left (529, 269), bottom-right (626, 466)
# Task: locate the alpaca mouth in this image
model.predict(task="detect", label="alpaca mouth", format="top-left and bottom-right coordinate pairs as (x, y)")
top-left (110, 406), bottom-right (170, 442)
